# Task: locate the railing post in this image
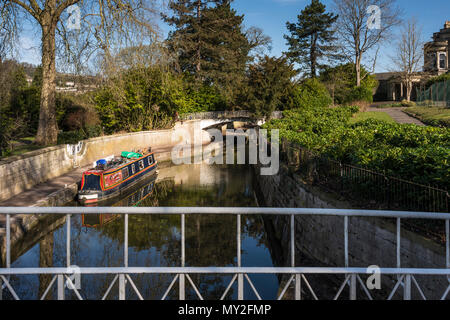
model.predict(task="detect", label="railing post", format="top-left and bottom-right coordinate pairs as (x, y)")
top-left (119, 274), bottom-right (126, 300)
top-left (237, 214), bottom-right (243, 300)
top-left (344, 216), bottom-right (349, 268)
top-left (124, 214), bottom-right (128, 268)
top-left (66, 214), bottom-right (71, 267)
top-left (179, 214), bottom-right (185, 300)
top-left (404, 274), bottom-right (411, 300)
top-left (120, 214), bottom-right (128, 300)
top-left (291, 215), bottom-right (301, 300)
top-left (397, 218), bottom-right (401, 269)
top-left (6, 214), bottom-right (10, 268)
top-left (3, 213), bottom-right (10, 301)
top-left (57, 274), bottom-right (65, 300)
top-left (350, 274), bottom-right (357, 300)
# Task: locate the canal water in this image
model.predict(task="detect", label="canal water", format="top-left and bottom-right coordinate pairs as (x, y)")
top-left (7, 161), bottom-right (279, 300)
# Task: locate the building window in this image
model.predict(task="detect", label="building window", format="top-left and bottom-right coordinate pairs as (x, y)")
top-left (139, 160), bottom-right (145, 170)
top-left (439, 53), bottom-right (447, 69)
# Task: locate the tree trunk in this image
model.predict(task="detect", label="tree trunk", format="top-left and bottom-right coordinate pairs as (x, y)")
top-left (35, 22), bottom-right (58, 145)
top-left (406, 80), bottom-right (412, 101)
top-left (196, 0), bottom-right (201, 73)
top-left (310, 35), bottom-right (317, 78)
top-left (355, 56), bottom-right (361, 87)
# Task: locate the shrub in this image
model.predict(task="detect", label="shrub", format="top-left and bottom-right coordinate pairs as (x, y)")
top-left (244, 56), bottom-right (297, 118)
top-left (293, 78), bottom-right (333, 109)
top-left (401, 99), bottom-right (416, 107)
top-left (57, 130), bottom-right (86, 145)
top-left (425, 73), bottom-right (450, 88)
top-left (347, 86), bottom-right (373, 104)
top-left (263, 108), bottom-right (450, 189)
top-left (348, 100), bottom-right (370, 112)
top-left (84, 125), bottom-right (103, 139)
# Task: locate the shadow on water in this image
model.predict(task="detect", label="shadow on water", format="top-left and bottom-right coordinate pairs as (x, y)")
top-left (6, 161), bottom-right (280, 300)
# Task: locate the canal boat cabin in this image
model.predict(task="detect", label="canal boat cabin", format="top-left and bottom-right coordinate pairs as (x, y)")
top-left (78, 149), bottom-right (157, 204)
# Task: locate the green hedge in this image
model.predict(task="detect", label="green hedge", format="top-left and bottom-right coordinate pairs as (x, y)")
top-left (263, 107), bottom-right (450, 189)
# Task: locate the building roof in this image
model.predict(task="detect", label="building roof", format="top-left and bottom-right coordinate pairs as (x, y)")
top-left (374, 72), bottom-right (399, 81)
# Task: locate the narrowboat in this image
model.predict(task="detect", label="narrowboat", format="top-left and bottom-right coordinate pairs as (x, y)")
top-left (81, 177), bottom-right (157, 227)
top-left (78, 148), bottom-right (158, 204)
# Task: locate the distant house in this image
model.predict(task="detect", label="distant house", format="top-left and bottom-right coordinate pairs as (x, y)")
top-left (424, 21), bottom-right (450, 75)
top-left (374, 21), bottom-right (450, 102)
top-left (373, 72), bottom-right (422, 102)
top-left (25, 75), bottom-right (33, 86)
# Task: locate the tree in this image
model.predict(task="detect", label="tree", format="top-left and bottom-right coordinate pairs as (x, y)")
top-left (284, 0), bottom-right (338, 78)
top-left (243, 56), bottom-right (297, 118)
top-left (333, 0), bottom-right (402, 86)
top-left (163, 0), bottom-right (270, 106)
top-left (1, 1), bottom-right (159, 145)
top-left (390, 18), bottom-right (423, 101)
top-left (163, 0), bottom-right (207, 75)
top-left (0, 3), bottom-right (18, 63)
top-left (320, 63), bottom-right (378, 104)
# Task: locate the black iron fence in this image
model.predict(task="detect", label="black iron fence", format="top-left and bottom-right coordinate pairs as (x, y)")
top-left (281, 140), bottom-right (449, 213)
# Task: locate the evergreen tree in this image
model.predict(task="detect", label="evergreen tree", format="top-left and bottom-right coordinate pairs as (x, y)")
top-left (284, 0), bottom-right (338, 78)
top-left (243, 56), bottom-right (297, 118)
top-left (200, 2), bottom-right (251, 98)
top-left (163, 0), bottom-right (253, 106)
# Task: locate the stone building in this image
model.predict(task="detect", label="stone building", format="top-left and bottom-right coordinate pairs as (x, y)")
top-left (424, 21), bottom-right (450, 75)
top-left (374, 21), bottom-right (450, 101)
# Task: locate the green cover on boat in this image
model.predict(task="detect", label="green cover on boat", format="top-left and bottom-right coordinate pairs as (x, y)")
top-left (121, 151), bottom-right (143, 159)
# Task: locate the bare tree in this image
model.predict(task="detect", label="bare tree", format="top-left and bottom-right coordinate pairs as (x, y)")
top-left (390, 18), bottom-right (423, 101)
top-left (333, 0), bottom-right (402, 87)
top-left (0, 2), bottom-right (20, 63)
top-left (1, 1), bottom-right (159, 145)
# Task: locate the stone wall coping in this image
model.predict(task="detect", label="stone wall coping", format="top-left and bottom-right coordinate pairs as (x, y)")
top-left (0, 127), bottom-right (177, 166)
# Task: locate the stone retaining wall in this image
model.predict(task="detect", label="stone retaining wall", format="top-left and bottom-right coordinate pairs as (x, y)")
top-left (0, 121), bottom-right (210, 202)
top-left (256, 164), bottom-right (448, 299)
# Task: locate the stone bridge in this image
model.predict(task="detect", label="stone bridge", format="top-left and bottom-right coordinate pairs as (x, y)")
top-left (180, 111), bottom-right (282, 131)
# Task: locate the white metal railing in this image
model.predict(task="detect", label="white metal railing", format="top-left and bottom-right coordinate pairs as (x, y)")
top-left (0, 207), bottom-right (449, 300)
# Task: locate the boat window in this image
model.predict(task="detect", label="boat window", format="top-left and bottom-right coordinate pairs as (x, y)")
top-left (139, 160), bottom-right (145, 170)
top-left (122, 167), bottom-right (129, 179)
top-left (148, 155), bottom-right (154, 165)
top-left (131, 163), bottom-right (135, 175)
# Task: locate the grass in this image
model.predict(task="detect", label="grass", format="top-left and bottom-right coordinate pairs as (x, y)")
top-left (0, 137), bottom-right (46, 160)
top-left (404, 106), bottom-right (450, 128)
top-left (373, 102), bottom-right (403, 108)
top-left (349, 111), bottom-right (395, 124)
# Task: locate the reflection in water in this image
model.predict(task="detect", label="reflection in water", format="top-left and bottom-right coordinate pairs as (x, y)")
top-left (7, 162), bottom-right (278, 300)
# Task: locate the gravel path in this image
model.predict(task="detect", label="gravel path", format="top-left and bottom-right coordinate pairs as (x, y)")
top-left (367, 106), bottom-right (425, 126)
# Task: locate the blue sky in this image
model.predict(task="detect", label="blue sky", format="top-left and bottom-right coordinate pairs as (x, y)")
top-left (16, 0), bottom-right (450, 73)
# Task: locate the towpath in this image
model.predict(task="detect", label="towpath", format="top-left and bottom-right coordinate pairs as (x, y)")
top-left (0, 144), bottom-right (177, 209)
top-left (367, 104), bottom-right (425, 126)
